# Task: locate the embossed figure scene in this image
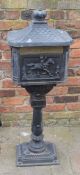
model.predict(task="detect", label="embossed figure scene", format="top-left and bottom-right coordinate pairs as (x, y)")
top-left (20, 54), bottom-right (65, 82)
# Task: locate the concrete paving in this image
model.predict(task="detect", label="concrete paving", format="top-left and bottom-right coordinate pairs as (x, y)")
top-left (0, 126), bottom-right (80, 175)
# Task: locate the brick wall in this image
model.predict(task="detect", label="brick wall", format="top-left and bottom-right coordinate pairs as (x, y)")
top-left (0, 0), bottom-right (80, 126)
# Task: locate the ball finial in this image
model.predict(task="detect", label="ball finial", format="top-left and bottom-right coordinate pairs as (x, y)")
top-left (33, 10), bottom-right (47, 21)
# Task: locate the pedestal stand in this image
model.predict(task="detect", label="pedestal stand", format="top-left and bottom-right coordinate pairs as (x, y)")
top-left (16, 85), bottom-right (59, 166)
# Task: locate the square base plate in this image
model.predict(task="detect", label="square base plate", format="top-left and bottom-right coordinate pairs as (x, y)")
top-left (16, 142), bottom-right (59, 166)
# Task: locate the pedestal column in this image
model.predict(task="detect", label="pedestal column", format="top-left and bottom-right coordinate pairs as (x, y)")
top-left (29, 94), bottom-right (46, 153)
top-left (16, 85), bottom-right (58, 166)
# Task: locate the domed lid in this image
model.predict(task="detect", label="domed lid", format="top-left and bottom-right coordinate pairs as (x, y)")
top-left (7, 10), bottom-right (72, 47)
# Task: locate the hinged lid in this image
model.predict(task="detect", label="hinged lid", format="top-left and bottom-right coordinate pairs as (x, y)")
top-left (7, 10), bottom-right (72, 47)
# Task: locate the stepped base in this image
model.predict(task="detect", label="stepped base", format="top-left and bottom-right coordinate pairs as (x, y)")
top-left (16, 142), bottom-right (59, 166)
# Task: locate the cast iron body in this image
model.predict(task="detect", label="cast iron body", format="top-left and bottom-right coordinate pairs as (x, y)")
top-left (7, 10), bottom-right (72, 166)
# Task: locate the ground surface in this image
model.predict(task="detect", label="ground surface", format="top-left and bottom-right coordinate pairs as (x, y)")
top-left (0, 126), bottom-right (80, 175)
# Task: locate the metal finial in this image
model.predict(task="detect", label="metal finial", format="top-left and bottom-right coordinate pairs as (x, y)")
top-left (33, 10), bottom-right (47, 21)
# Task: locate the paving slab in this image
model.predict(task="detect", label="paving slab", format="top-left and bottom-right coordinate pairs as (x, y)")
top-left (0, 126), bottom-right (80, 175)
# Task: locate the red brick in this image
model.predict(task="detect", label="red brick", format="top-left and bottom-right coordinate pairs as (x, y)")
top-left (5, 11), bottom-right (20, 20)
top-left (0, 21), bottom-right (28, 30)
top-left (45, 104), bottom-right (65, 112)
top-left (0, 21), bottom-right (12, 30)
top-left (0, 106), bottom-right (14, 113)
top-left (55, 20), bottom-right (66, 29)
top-left (16, 88), bottom-right (29, 96)
top-left (0, 32), bottom-right (2, 40)
top-left (68, 87), bottom-right (80, 94)
top-left (0, 69), bottom-right (11, 79)
top-left (54, 95), bottom-right (78, 103)
top-left (13, 21), bottom-right (28, 30)
top-left (70, 49), bottom-right (80, 58)
top-left (0, 62), bottom-right (11, 70)
top-left (0, 99), bottom-right (2, 104)
top-left (2, 97), bottom-right (25, 105)
top-left (67, 102), bottom-right (80, 111)
top-left (70, 68), bottom-right (80, 77)
top-left (15, 105), bottom-right (32, 112)
top-left (0, 42), bottom-right (10, 51)
top-left (1, 31), bottom-right (8, 40)
top-left (66, 10), bottom-right (80, 20)
top-left (48, 86), bottom-right (68, 96)
top-left (68, 68), bottom-right (76, 76)
top-left (0, 52), bottom-right (2, 59)
top-left (76, 69), bottom-right (80, 76)
top-left (69, 30), bottom-right (80, 39)
top-left (66, 20), bottom-right (80, 29)
top-left (0, 10), bottom-right (5, 19)
top-left (48, 21), bottom-right (54, 28)
top-left (56, 20), bottom-right (80, 30)
top-left (68, 59), bottom-right (80, 67)
top-left (46, 96), bottom-right (53, 104)
top-left (2, 79), bottom-right (17, 88)
top-left (0, 90), bottom-right (15, 97)
top-left (70, 39), bottom-right (80, 49)
top-left (64, 77), bottom-right (80, 86)
top-left (2, 51), bottom-right (11, 59)
top-left (48, 10), bottom-right (64, 20)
